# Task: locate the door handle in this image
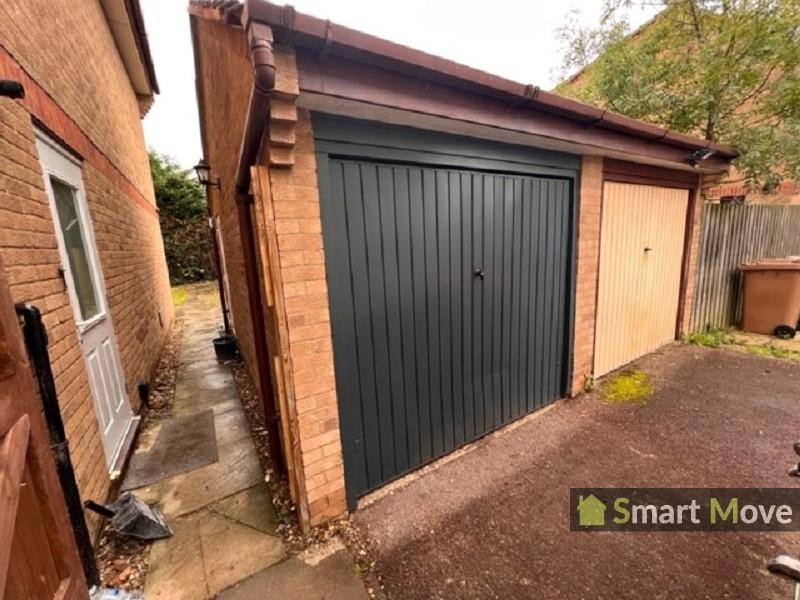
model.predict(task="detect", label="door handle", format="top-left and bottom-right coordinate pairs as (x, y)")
top-left (474, 268), bottom-right (485, 280)
top-left (644, 247), bottom-right (653, 253)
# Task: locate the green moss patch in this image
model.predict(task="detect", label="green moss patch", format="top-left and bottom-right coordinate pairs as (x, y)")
top-left (746, 343), bottom-right (800, 363)
top-left (171, 286), bottom-right (188, 308)
top-left (601, 369), bottom-right (653, 405)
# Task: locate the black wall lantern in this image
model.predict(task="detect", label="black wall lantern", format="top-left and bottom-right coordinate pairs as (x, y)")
top-left (193, 159), bottom-right (220, 189)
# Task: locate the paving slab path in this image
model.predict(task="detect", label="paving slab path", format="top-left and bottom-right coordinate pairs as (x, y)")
top-left (126, 283), bottom-right (366, 600)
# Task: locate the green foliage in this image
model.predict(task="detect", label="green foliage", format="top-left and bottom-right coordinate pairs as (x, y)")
top-left (556, 0), bottom-right (800, 188)
top-left (150, 151), bottom-right (214, 284)
top-left (683, 325), bottom-right (733, 347)
top-left (601, 368), bottom-right (653, 404)
top-left (746, 342), bottom-right (800, 362)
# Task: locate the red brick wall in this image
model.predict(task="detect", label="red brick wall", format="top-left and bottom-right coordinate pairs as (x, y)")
top-left (678, 182), bottom-right (704, 335)
top-left (570, 156), bottom-right (604, 394)
top-left (0, 0), bottom-right (155, 198)
top-left (193, 12), bottom-right (347, 528)
top-left (263, 105), bottom-right (347, 528)
top-left (0, 3), bottom-right (172, 534)
top-left (192, 17), bottom-right (259, 390)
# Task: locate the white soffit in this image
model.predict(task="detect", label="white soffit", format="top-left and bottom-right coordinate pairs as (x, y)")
top-left (99, 0), bottom-right (152, 98)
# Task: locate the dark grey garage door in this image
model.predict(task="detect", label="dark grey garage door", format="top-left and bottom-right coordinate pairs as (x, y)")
top-left (315, 117), bottom-right (576, 506)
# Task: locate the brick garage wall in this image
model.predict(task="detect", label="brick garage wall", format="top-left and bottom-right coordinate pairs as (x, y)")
top-left (570, 156), bottom-right (604, 395)
top-left (0, 3), bottom-right (173, 535)
top-left (192, 17), bottom-right (260, 389)
top-left (193, 13), bottom-right (346, 528)
top-left (262, 103), bottom-right (347, 528)
top-left (678, 181), bottom-right (704, 335)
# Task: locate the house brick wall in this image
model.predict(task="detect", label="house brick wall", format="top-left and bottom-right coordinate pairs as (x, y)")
top-left (0, 3), bottom-right (172, 536)
top-left (0, 0), bottom-right (155, 200)
top-left (570, 156), bottom-right (604, 395)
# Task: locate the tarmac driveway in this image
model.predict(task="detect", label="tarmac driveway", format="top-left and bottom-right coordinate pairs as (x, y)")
top-left (355, 344), bottom-right (800, 599)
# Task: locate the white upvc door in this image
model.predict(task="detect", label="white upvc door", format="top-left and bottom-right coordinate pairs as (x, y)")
top-left (36, 131), bottom-right (134, 475)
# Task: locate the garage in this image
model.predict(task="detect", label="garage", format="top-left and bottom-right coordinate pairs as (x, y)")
top-left (315, 116), bottom-right (577, 503)
top-left (594, 169), bottom-right (694, 376)
top-left (191, 0), bottom-right (738, 528)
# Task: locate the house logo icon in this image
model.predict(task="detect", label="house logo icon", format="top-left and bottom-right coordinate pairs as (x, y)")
top-left (577, 494), bottom-right (607, 527)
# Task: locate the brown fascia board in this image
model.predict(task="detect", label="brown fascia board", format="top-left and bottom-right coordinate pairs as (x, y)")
top-left (243, 0), bottom-right (738, 160)
top-left (125, 0), bottom-right (159, 93)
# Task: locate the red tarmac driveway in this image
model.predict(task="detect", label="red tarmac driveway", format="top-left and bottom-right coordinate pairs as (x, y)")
top-left (355, 344), bottom-right (800, 599)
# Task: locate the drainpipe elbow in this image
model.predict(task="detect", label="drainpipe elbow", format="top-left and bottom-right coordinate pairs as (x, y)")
top-left (248, 22), bottom-right (276, 96)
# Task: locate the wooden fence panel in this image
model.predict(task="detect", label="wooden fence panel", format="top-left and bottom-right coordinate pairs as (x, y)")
top-left (691, 204), bottom-right (800, 331)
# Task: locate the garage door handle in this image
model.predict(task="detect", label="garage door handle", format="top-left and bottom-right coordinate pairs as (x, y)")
top-left (644, 247), bottom-right (653, 253)
top-left (474, 268), bottom-right (485, 280)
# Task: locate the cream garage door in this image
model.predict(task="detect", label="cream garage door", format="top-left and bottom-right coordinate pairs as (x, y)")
top-left (594, 182), bottom-right (689, 376)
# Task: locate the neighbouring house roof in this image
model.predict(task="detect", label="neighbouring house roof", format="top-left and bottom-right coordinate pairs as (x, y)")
top-left (100, 0), bottom-right (159, 113)
top-left (190, 0), bottom-right (738, 170)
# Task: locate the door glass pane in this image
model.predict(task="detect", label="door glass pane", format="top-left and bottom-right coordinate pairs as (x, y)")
top-left (51, 178), bottom-right (100, 321)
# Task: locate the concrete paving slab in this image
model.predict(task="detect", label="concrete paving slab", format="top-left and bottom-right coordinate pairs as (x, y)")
top-left (212, 408), bottom-right (252, 446)
top-left (172, 391), bottom-right (241, 417)
top-left (144, 513), bottom-right (209, 600)
top-left (143, 284), bottom-right (367, 600)
top-left (209, 483), bottom-right (280, 535)
top-left (217, 546), bottom-right (368, 600)
top-left (134, 438), bottom-right (263, 518)
top-left (199, 509), bottom-right (286, 596)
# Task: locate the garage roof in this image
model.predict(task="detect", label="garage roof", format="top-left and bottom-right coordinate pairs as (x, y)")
top-left (190, 0), bottom-right (738, 171)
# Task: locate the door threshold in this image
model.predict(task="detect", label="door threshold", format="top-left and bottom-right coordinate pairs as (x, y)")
top-left (108, 416), bottom-right (141, 480)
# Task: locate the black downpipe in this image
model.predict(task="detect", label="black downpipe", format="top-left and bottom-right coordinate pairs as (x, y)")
top-left (208, 215), bottom-right (232, 334)
top-left (15, 303), bottom-right (100, 589)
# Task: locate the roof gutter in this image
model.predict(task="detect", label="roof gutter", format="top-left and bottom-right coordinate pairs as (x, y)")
top-left (233, 4), bottom-right (285, 476)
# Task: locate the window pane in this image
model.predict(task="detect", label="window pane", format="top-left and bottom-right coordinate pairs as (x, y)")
top-left (52, 178), bottom-right (100, 321)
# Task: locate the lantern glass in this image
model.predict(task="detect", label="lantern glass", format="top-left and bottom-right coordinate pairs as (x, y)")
top-left (193, 160), bottom-right (211, 185)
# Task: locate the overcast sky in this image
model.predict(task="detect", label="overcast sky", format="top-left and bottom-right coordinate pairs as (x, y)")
top-left (140, 0), bottom-right (660, 170)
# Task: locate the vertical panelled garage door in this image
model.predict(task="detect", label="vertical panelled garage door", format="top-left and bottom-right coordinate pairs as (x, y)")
top-left (321, 158), bottom-right (573, 502)
top-left (594, 182), bottom-right (689, 376)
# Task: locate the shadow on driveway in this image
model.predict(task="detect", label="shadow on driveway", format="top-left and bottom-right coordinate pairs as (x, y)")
top-left (355, 344), bottom-right (800, 599)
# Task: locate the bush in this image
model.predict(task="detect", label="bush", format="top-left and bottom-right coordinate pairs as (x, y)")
top-left (150, 151), bottom-right (214, 285)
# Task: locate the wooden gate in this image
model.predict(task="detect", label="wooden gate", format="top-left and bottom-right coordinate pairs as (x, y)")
top-left (594, 182), bottom-right (689, 376)
top-left (0, 254), bottom-right (87, 600)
